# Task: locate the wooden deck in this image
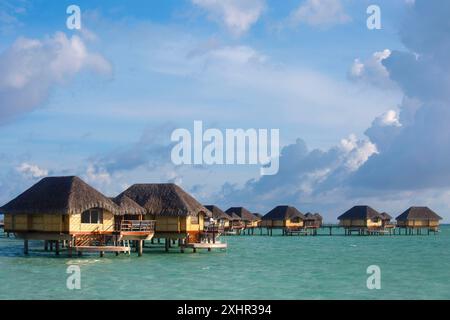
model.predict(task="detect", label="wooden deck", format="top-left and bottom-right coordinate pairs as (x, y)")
top-left (182, 242), bottom-right (227, 252)
top-left (76, 246), bottom-right (131, 257)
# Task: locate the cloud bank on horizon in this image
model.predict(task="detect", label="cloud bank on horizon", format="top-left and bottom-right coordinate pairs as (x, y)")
top-left (0, 0), bottom-right (449, 221)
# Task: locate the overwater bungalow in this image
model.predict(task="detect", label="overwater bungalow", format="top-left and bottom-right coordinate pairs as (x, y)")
top-left (0, 176), bottom-right (155, 256)
top-left (396, 207), bottom-right (442, 234)
top-left (119, 183), bottom-right (221, 251)
top-left (379, 212), bottom-right (394, 228)
top-left (261, 205), bottom-right (305, 235)
top-left (304, 213), bottom-right (322, 229)
top-left (338, 205), bottom-right (383, 235)
top-left (225, 207), bottom-right (259, 230)
top-left (226, 212), bottom-right (244, 232)
top-left (204, 205), bottom-right (231, 229)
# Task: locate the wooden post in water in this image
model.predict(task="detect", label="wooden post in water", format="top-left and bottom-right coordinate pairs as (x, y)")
top-left (24, 240), bottom-right (29, 255)
top-left (180, 239), bottom-right (185, 253)
top-left (44, 240), bottom-right (48, 251)
top-left (68, 241), bottom-right (73, 258)
top-left (138, 240), bottom-right (143, 257)
top-left (165, 238), bottom-right (169, 252)
top-left (55, 241), bottom-right (60, 256)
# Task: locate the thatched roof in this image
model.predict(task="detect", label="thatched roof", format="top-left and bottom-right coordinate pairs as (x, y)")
top-left (228, 212), bottom-right (242, 221)
top-left (111, 194), bottom-right (146, 216)
top-left (0, 176), bottom-right (119, 215)
top-left (225, 207), bottom-right (258, 221)
top-left (338, 206), bottom-right (380, 220)
top-left (253, 213), bottom-right (263, 219)
top-left (263, 205), bottom-right (305, 221)
top-left (379, 212), bottom-right (392, 221)
top-left (204, 205), bottom-right (231, 220)
top-left (304, 212), bottom-right (317, 221)
top-left (119, 183), bottom-right (208, 217)
top-left (396, 207), bottom-right (442, 221)
top-left (313, 213), bottom-right (323, 220)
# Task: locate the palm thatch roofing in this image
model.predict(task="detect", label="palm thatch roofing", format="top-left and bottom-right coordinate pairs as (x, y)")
top-left (225, 207), bottom-right (258, 222)
top-left (228, 212), bottom-right (242, 221)
top-left (263, 205), bottom-right (305, 221)
top-left (204, 205), bottom-right (231, 220)
top-left (337, 206), bottom-right (381, 220)
top-left (0, 176), bottom-right (119, 215)
top-left (313, 213), bottom-right (323, 221)
top-left (304, 212), bottom-right (323, 221)
top-left (119, 183), bottom-right (208, 217)
top-left (253, 213), bottom-right (263, 220)
top-left (396, 207), bottom-right (442, 221)
top-left (379, 212), bottom-right (392, 221)
top-left (111, 194), bottom-right (146, 216)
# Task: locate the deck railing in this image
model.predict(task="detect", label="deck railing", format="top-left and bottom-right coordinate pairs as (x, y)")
top-left (120, 220), bottom-right (156, 232)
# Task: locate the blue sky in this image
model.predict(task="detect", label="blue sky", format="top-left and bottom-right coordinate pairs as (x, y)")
top-left (1, 0), bottom-right (449, 222)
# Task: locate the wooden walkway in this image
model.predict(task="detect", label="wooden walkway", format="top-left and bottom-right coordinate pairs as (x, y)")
top-left (76, 246), bottom-right (131, 257)
top-left (182, 242), bottom-right (227, 253)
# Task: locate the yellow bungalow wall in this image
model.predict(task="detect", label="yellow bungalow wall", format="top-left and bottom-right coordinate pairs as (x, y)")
top-left (4, 209), bottom-right (114, 234)
top-left (4, 213), bottom-right (68, 232)
top-left (260, 219), bottom-right (303, 228)
top-left (69, 210), bottom-right (114, 233)
top-left (340, 218), bottom-right (382, 227)
top-left (146, 213), bottom-right (205, 233)
top-left (397, 220), bottom-right (440, 227)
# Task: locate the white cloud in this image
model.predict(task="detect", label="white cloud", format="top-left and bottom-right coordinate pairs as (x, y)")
top-left (84, 164), bottom-right (111, 187)
top-left (16, 162), bottom-right (48, 179)
top-left (192, 0), bottom-right (265, 36)
top-left (0, 32), bottom-right (112, 124)
top-left (373, 110), bottom-right (401, 127)
top-left (290, 0), bottom-right (351, 27)
top-left (340, 135), bottom-right (378, 171)
top-left (349, 49), bottom-right (395, 89)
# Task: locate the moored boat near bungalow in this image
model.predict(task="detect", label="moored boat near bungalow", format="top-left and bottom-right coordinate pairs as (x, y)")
top-left (338, 206), bottom-right (384, 235)
top-left (120, 183), bottom-right (224, 251)
top-left (261, 205), bottom-right (305, 236)
top-left (396, 207), bottom-right (442, 234)
top-left (0, 176), bottom-right (155, 256)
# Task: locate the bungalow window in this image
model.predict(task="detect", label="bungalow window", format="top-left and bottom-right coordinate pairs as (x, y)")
top-left (191, 215), bottom-right (199, 225)
top-left (81, 209), bottom-right (103, 224)
top-left (291, 217), bottom-right (301, 223)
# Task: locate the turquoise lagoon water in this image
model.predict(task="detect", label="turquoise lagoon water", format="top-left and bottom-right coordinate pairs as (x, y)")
top-left (0, 226), bottom-right (449, 300)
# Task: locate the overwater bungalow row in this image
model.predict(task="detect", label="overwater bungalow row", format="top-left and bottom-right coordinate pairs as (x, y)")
top-left (1, 176), bottom-right (227, 256)
top-left (0, 176), bottom-right (154, 256)
top-left (338, 205), bottom-right (442, 235)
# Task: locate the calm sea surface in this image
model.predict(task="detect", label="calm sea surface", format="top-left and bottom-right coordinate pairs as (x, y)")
top-left (0, 226), bottom-right (449, 300)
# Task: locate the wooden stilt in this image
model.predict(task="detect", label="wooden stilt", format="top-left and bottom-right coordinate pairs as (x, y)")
top-left (165, 238), bottom-right (169, 252)
top-left (68, 241), bottom-right (73, 258)
top-left (138, 240), bottom-right (143, 257)
top-left (44, 240), bottom-right (48, 251)
top-left (24, 240), bottom-right (29, 255)
top-left (55, 241), bottom-right (60, 256)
